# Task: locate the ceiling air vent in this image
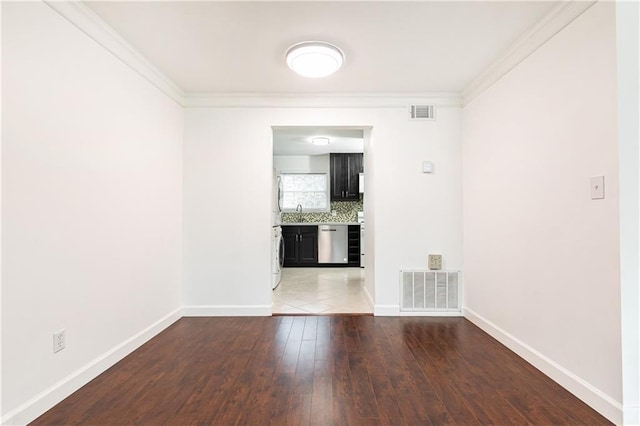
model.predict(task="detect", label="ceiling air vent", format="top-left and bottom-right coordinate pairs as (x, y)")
top-left (409, 104), bottom-right (436, 121)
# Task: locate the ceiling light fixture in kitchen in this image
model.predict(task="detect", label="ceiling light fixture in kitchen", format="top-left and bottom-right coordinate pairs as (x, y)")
top-left (311, 137), bottom-right (331, 145)
top-left (286, 41), bottom-right (344, 78)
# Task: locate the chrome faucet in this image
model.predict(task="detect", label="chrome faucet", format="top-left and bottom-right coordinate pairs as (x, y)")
top-left (296, 204), bottom-right (303, 222)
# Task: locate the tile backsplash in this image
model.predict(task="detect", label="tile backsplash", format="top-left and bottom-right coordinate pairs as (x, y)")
top-left (282, 196), bottom-right (363, 223)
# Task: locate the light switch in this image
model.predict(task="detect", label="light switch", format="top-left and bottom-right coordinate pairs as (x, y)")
top-left (591, 176), bottom-right (605, 200)
top-left (422, 161), bottom-right (433, 173)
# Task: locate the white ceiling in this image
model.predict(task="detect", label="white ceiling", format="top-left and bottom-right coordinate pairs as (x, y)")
top-left (273, 127), bottom-right (364, 156)
top-left (85, 1), bottom-right (558, 95)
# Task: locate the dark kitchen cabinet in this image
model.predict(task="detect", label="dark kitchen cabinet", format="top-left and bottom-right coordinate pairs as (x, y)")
top-left (330, 153), bottom-right (363, 201)
top-left (282, 226), bottom-right (318, 266)
top-left (348, 225), bottom-right (361, 267)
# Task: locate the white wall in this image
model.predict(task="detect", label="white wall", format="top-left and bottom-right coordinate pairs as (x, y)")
top-left (462, 2), bottom-right (621, 422)
top-left (362, 128), bottom-right (376, 303)
top-left (182, 106), bottom-right (461, 315)
top-left (616, 1), bottom-right (640, 424)
top-left (1, 2), bottom-right (183, 423)
top-left (273, 155), bottom-right (329, 174)
top-left (0, 1), bottom-right (4, 418)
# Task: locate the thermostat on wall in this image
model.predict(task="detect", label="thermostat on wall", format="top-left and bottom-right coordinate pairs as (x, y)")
top-left (428, 254), bottom-right (442, 270)
top-left (422, 161), bottom-right (433, 173)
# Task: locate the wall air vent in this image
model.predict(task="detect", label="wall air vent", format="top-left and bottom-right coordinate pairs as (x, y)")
top-left (400, 270), bottom-right (460, 314)
top-left (409, 104), bottom-right (436, 121)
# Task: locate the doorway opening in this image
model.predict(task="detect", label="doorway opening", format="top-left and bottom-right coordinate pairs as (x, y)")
top-left (270, 126), bottom-right (371, 314)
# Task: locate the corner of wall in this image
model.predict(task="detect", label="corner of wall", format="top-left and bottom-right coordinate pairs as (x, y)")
top-left (44, 1), bottom-right (185, 106)
top-left (463, 307), bottom-right (623, 424)
top-left (461, 1), bottom-right (596, 106)
top-left (1, 308), bottom-right (182, 426)
top-left (374, 305), bottom-right (400, 316)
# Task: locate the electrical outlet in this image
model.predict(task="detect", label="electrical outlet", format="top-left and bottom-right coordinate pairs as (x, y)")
top-left (53, 330), bottom-right (65, 353)
top-left (331, 210), bottom-right (337, 217)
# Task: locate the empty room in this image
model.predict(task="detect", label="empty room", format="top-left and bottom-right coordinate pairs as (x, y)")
top-left (2, 1), bottom-right (638, 425)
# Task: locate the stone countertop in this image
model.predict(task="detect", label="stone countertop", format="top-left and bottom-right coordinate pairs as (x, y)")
top-left (281, 222), bottom-right (361, 226)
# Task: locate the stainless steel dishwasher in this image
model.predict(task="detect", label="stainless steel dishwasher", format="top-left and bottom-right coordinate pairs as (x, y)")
top-left (318, 225), bottom-right (348, 264)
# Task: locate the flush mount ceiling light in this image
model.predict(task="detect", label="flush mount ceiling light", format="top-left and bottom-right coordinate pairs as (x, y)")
top-left (311, 137), bottom-right (331, 145)
top-left (286, 41), bottom-right (344, 78)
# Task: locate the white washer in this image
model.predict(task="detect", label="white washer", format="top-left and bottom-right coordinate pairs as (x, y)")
top-left (272, 172), bottom-right (282, 226)
top-left (272, 226), bottom-right (283, 289)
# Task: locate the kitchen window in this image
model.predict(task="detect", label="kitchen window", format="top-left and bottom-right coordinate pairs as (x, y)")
top-left (280, 173), bottom-right (329, 212)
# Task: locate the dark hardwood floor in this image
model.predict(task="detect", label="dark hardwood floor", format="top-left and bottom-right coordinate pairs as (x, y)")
top-left (32, 316), bottom-right (611, 425)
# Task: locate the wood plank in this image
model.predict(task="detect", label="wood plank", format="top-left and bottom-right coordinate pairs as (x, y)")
top-left (347, 350), bottom-right (379, 418)
top-left (303, 316), bottom-right (318, 340)
top-left (287, 393), bottom-right (313, 426)
top-left (369, 374), bottom-right (404, 426)
top-left (310, 375), bottom-right (334, 426)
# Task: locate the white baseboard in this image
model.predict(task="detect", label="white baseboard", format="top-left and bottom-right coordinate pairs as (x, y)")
top-left (623, 405), bottom-right (639, 425)
top-left (399, 311), bottom-right (462, 317)
top-left (182, 305), bottom-right (272, 316)
top-left (463, 307), bottom-right (623, 425)
top-left (374, 303), bottom-right (462, 317)
top-left (10, 304), bottom-right (622, 424)
top-left (374, 304), bottom-right (400, 316)
top-left (1, 307), bottom-right (182, 426)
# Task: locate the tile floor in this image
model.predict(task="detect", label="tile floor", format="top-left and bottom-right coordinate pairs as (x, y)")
top-left (272, 267), bottom-right (372, 314)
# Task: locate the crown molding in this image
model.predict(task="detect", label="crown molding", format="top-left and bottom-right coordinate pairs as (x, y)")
top-left (42, 1), bottom-right (461, 109)
top-left (182, 92), bottom-right (462, 108)
top-left (44, 1), bottom-right (185, 105)
top-left (45, 0), bottom-right (590, 109)
top-left (40, 1), bottom-right (459, 110)
top-left (461, 0), bottom-right (597, 107)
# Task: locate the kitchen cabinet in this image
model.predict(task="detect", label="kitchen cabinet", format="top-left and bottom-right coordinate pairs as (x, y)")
top-left (282, 226), bottom-right (318, 266)
top-left (348, 225), bottom-right (361, 267)
top-left (330, 153), bottom-right (363, 200)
